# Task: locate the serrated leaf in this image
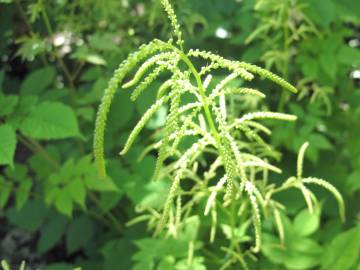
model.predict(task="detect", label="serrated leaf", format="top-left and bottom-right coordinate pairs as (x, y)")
top-left (176, 257), bottom-right (206, 270)
top-left (37, 214), bottom-right (67, 254)
top-left (321, 225), bottom-right (360, 270)
top-left (16, 35), bottom-right (47, 61)
top-left (6, 199), bottom-right (48, 231)
top-left (337, 46), bottom-right (360, 65)
top-left (15, 178), bottom-right (32, 210)
top-left (66, 215), bottom-right (94, 254)
top-left (319, 52), bottom-right (337, 79)
top-left (102, 239), bottom-right (135, 270)
top-left (0, 94), bottom-right (18, 116)
top-left (99, 192), bottom-right (123, 212)
top-left (299, 56), bottom-right (318, 79)
top-left (157, 256), bottom-right (176, 270)
top-left (0, 124), bottom-right (17, 167)
top-left (7, 96), bottom-right (38, 129)
top-left (305, 0), bottom-right (336, 27)
top-left (55, 191), bottom-right (73, 217)
top-left (20, 102), bottom-right (80, 140)
top-left (66, 178), bottom-right (86, 208)
top-left (20, 67), bottom-right (56, 95)
top-left (85, 176), bottom-right (118, 192)
top-left (309, 134), bottom-right (333, 150)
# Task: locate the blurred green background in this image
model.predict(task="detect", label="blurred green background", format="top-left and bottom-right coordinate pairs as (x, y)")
top-left (0, 0), bottom-right (359, 269)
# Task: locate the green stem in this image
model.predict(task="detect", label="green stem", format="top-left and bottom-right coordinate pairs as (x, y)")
top-left (176, 46), bottom-right (240, 253)
top-left (14, 0), bottom-right (49, 66)
top-left (39, 0), bottom-right (77, 100)
top-left (18, 135), bottom-right (60, 169)
top-left (88, 192), bottom-right (123, 233)
top-left (176, 49), bottom-right (221, 144)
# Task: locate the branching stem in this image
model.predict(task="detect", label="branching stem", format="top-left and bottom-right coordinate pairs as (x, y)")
top-left (176, 49), bottom-right (221, 145)
top-left (175, 46), bottom-right (239, 250)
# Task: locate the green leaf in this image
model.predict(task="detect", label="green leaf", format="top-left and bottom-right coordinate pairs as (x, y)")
top-left (294, 208), bottom-right (320, 236)
top-left (337, 46), bottom-right (360, 66)
top-left (84, 54), bottom-right (107, 65)
top-left (6, 199), bottom-right (48, 231)
top-left (157, 256), bottom-right (176, 270)
top-left (263, 233), bottom-right (323, 269)
top-left (71, 46), bottom-right (106, 65)
top-left (29, 147), bottom-right (60, 179)
top-left (43, 263), bottom-right (74, 270)
top-left (85, 176), bottom-right (118, 192)
top-left (0, 124), bottom-right (17, 167)
top-left (5, 163), bottom-right (28, 180)
top-left (133, 261), bottom-right (153, 270)
top-left (99, 192), bottom-right (123, 212)
top-left (16, 35), bottom-right (47, 61)
top-left (77, 106), bottom-right (95, 122)
top-left (80, 66), bottom-right (102, 82)
top-left (263, 212), bottom-right (323, 269)
top-left (299, 56), bottom-right (318, 79)
top-left (55, 191), bottom-right (73, 217)
top-left (321, 224), bottom-right (360, 270)
top-left (107, 91), bottom-right (134, 131)
top-left (309, 134), bottom-right (333, 150)
top-left (66, 215), bottom-right (94, 254)
top-left (347, 171), bottom-right (360, 195)
top-left (0, 177), bottom-right (12, 208)
top-left (138, 181), bottom-right (170, 209)
top-left (20, 102), bottom-right (80, 140)
top-left (6, 96), bottom-right (38, 129)
top-left (135, 81), bottom-right (158, 115)
top-left (305, 0), bottom-right (336, 27)
top-left (0, 94), bottom-right (18, 117)
top-left (284, 251), bottom-right (321, 270)
top-left (89, 33), bottom-right (119, 51)
top-left (102, 239), bottom-right (135, 270)
top-left (319, 52), bottom-right (337, 80)
top-left (146, 105), bottom-right (167, 129)
top-left (176, 257), bottom-right (206, 270)
top-left (66, 178), bottom-right (86, 208)
top-left (20, 67), bottom-right (56, 95)
top-left (15, 178), bottom-right (32, 210)
top-left (79, 78), bottom-right (107, 105)
top-left (37, 214), bottom-right (68, 254)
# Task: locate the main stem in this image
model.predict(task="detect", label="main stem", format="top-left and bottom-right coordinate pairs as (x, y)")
top-left (176, 47), bottom-right (239, 252)
top-left (176, 49), bottom-right (221, 145)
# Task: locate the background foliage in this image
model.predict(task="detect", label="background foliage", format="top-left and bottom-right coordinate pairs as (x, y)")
top-left (0, 0), bottom-right (359, 269)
